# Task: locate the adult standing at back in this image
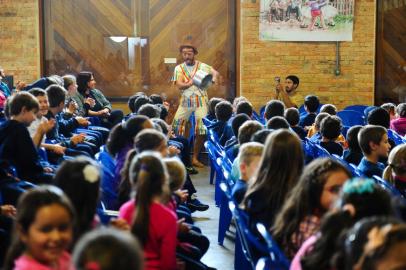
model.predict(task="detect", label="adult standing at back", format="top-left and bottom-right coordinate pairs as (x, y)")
top-left (171, 45), bottom-right (219, 168)
top-left (273, 75), bottom-right (301, 108)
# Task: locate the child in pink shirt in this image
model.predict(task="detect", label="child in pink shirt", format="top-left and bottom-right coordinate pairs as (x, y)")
top-left (4, 186), bottom-right (75, 270)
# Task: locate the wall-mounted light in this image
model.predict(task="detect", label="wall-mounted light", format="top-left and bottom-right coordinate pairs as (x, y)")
top-left (109, 36), bottom-right (127, 43)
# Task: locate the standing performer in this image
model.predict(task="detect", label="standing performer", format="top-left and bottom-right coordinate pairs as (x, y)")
top-left (172, 45), bottom-right (219, 168)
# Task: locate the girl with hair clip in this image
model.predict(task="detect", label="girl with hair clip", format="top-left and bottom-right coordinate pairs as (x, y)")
top-left (383, 144), bottom-right (406, 196)
top-left (53, 156), bottom-right (101, 244)
top-left (272, 158), bottom-right (351, 259)
top-left (242, 129), bottom-right (304, 229)
top-left (331, 216), bottom-right (402, 270)
top-left (4, 186), bottom-right (75, 270)
top-left (105, 115), bottom-right (153, 209)
top-left (291, 178), bottom-right (395, 270)
top-left (118, 151), bottom-right (177, 270)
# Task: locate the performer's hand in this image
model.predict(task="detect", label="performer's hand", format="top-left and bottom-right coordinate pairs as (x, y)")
top-left (275, 83), bottom-right (282, 94)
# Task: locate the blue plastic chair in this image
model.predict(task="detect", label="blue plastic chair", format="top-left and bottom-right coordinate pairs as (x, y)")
top-left (388, 129), bottom-right (406, 146)
top-left (348, 163), bottom-right (362, 178)
top-left (96, 201), bottom-right (119, 225)
top-left (344, 105), bottom-right (369, 114)
top-left (205, 140), bottom-right (223, 185)
top-left (96, 146), bottom-right (118, 210)
top-left (218, 182), bottom-right (233, 245)
top-left (252, 110), bottom-right (265, 124)
top-left (256, 223), bottom-right (290, 270)
top-left (372, 175), bottom-right (402, 197)
top-left (229, 201), bottom-right (269, 270)
top-left (337, 110), bottom-right (365, 126)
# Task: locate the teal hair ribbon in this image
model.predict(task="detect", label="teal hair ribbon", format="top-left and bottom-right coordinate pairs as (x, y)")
top-left (343, 178), bottom-right (375, 195)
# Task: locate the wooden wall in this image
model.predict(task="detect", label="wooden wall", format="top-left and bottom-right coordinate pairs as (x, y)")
top-left (43, 0), bottom-right (236, 103)
top-left (376, 1), bottom-right (406, 104)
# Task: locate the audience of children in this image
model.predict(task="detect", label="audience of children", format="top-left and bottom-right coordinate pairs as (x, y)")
top-left (2, 81), bottom-right (406, 270)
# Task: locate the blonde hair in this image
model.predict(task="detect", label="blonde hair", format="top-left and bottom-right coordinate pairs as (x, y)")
top-left (383, 144), bottom-right (406, 184)
top-left (164, 157), bottom-right (186, 191)
top-left (238, 142), bottom-right (264, 166)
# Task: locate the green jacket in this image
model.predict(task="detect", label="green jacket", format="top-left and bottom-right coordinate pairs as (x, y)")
top-left (71, 89), bottom-right (112, 116)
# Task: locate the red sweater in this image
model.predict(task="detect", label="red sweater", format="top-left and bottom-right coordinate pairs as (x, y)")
top-left (119, 200), bottom-right (177, 270)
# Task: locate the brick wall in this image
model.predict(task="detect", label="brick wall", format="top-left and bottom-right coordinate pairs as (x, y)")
top-left (0, 0), bottom-right (40, 85)
top-left (240, 0), bottom-right (376, 110)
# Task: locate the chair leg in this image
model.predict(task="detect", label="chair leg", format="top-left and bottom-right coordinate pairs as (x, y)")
top-left (234, 234), bottom-right (253, 270)
top-left (209, 159), bottom-right (215, 185)
top-left (218, 192), bottom-right (232, 245)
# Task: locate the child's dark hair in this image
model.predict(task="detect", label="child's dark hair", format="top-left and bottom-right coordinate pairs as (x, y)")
top-left (152, 118), bottom-right (169, 136)
top-left (130, 151), bottom-right (169, 246)
top-left (354, 223), bottom-right (406, 270)
top-left (4, 186), bottom-right (75, 270)
top-left (8, 91), bottom-right (39, 116)
top-left (54, 157), bottom-right (100, 242)
top-left (73, 228), bottom-right (143, 270)
top-left (284, 108), bottom-right (300, 126)
top-left (118, 149), bottom-right (138, 206)
top-left (243, 129), bottom-right (303, 226)
top-left (314, 112), bottom-right (330, 130)
top-left (28, 87), bottom-right (47, 97)
top-left (264, 100), bottom-right (285, 120)
top-left (238, 120), bottom-right (264, 145)
top-left (381, 103), bottom-right (396, 116)
top-left (128, 94), bottom-right (145, 113)
top-left (320, 104), bottom-right (337, 115)
top-left (134, 129), bottom-right (167, 153)
top-left (251, 129), bottom-right (273, 144)
top-left (301, 178), bottom-right (393, 270)
top-left (367, 107), bottom-right (390, 129)
top-left (286, 75), bottom-right (300, 86)
top-left (46, 84), bottom-right (67, 108)
top-left (272, 158), bottom-right (351, 255)
top-left (106, 115), bottom-right (150, 156)
top-left (332, 216), bottom-right (401, 270)
top-left (157, 104), bottom-right (168, 120)
top-left (76, 71), bottom-right (94, 94)
top-left (215, 100), bottom-right (233, 122)
top-left (304, 95), bottom-right (320, 113)
top-left (208, 97), bottom-right (223, 117)
top-left (358, 125), bottom-right (387, 155)
top-left (346, 125), bottom-right (363, 152)
top-left (236, 101), bottom-right (253, 117)
top-left (232, 113), bottom-right (250, 137)
top-left (149, 94), bottom-right (163, 105)
top-left (396, 103), bottom-right (406, 118)
top-left (133, 96), bottom-right (151, 114)
top-left (137, 103), bottom-right (161, 119)
top-left (266, 116), bottom-right (290, 130)
top-left (320, 115), bottom-right (342, 140)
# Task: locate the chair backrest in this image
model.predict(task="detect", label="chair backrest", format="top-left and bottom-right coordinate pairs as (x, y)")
top-left (344, 105), bottom-right (369, 114)
top-left (229, 201), bottom-right (269, 269)
top-left (348, 163), bottom-right (362, 177)
top-left (387, 129), bottom-right (406, 146)
top-left (372, 175), bottom-right (402, 197)
top-left (337, 110), bottom-right (365, 126)
top-left (256, 223), bottom-right (290, 270)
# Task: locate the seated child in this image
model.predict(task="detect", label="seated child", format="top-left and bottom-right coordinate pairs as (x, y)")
top-left (138, 103), bottom-right (161, 119)
top-left (319, 115), bottom-right (343, 156)
top-left (0, 92), bottom-right (53, 184)
top-left (308, 112), bottom-right (329, 141)
top-left (210, 101), bottom-right (234, 146)
top-left (285, 108), bottom-right (307, 139)
top-left (264, 100), bottom-right (285, 121)
top-left (390, 103), bottom-right (406, 136)
top-left (206, 97), bottom-right (223, 122)
top-left (4, 186), bottom-right (74, 270)
top-left (231, 142), bottom-right (263, 204)
top-left (272, 158), bottom-right (350, 259)
top-left (357, 125), bottom-right (391, 178)
top-left (383, 144), bottom-right (406, 196)
top-left (72, 228), bottom-right (143, 270)
top-left (342, 125), bottom-right (363, 165)
top-left (381, 102), bottom-right (396, 121)
top-left (299, 95), bottom-right (319, 129)
top-left (224, 113), bottom-right (250, 148)
top-left (266, 116), bottom-right (290, 130)
top-left (118, 152), bottom-right (178, 270)
top-left (236, 100), bottom-right (253, 118)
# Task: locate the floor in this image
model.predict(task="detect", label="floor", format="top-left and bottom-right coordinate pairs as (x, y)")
top-left (191, 166), bottom-right (235, 270)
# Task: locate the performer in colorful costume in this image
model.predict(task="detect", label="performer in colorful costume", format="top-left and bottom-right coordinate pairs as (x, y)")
top-left (172, 45), bottom-right (219, 167)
